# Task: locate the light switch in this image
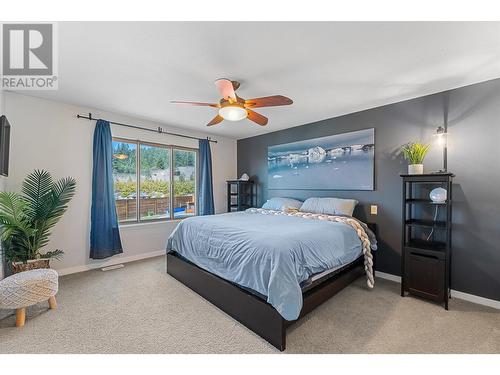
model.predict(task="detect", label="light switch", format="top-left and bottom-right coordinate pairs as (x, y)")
top-left (370, 205), bottom-right (378, 215)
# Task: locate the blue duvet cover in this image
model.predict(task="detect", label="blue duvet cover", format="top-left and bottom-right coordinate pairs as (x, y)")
top-left (167, 210), bottom-right (365, 320)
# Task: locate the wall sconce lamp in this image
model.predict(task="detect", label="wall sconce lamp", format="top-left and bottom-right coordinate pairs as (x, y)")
top-left (434, 125), bottom-right (448, 173)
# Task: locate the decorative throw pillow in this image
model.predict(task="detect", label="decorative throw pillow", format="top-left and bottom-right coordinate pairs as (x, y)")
top-left (262, 197), bottom-right (303, 212)
top-left (299, 197), bottom-right (358, 217)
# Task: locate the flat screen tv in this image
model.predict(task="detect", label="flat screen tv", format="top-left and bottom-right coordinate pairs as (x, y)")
top-left (0, 115), bottom-right (10, 177)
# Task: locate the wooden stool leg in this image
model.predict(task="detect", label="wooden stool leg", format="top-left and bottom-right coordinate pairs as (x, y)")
top-left (48, 296), bottom-right (57, 309)
top-left (16, 308), bottom-right (26, 327)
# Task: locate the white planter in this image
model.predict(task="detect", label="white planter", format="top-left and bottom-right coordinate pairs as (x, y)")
top-left (408, 164), bottom-right (424, 175)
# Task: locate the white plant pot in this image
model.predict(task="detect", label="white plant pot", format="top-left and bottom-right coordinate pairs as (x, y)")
top-left (408, 164), bottom-right (424, 175)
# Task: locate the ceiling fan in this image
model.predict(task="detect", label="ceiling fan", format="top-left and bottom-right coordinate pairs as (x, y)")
top-left (171, 78), bottom-right (293, 126)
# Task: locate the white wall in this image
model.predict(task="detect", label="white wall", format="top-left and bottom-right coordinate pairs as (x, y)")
top-left (3, 92), bottom-right (237, 274)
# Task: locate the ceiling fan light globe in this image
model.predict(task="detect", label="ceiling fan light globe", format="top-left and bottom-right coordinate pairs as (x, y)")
top-left (219, 105), bottom-right (247, 121)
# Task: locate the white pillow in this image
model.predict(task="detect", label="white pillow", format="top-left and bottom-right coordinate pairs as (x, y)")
top-left (299, 197), bottom-right (358, 217)
top-left (262, 197), bottom-right (303, 212)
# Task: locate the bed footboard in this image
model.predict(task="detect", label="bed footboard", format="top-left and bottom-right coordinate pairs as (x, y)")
top-left (166, 252), bottom-right (286, 351)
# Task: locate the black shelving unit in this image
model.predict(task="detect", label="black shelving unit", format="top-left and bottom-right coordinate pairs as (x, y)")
top-left (401, 173), bottom-right (454, 309)
top-left (227, 180), bottom-right (254, 212)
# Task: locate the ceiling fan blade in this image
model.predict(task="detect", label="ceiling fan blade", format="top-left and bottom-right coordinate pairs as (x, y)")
top-left (247, 109), bottom-right (268, 126)
top-left (171, 101), bottom-right (220, 107)
top-left (245, 95), bottom-right (293, 108)
top-left (215, 78), bottom-right (237, 102)
top-left (207, 115), bottom-right (224, 126)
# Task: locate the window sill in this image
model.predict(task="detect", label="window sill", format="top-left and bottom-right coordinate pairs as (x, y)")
top-left (119, 219), bottom-right (184, 229)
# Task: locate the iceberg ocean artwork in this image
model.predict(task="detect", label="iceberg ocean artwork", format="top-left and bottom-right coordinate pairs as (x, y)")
top-left (268, 128), bottom-right (375, 190)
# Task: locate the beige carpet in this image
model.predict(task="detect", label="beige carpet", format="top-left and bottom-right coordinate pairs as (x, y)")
top-left (0, 256), bottom-right (499, 354)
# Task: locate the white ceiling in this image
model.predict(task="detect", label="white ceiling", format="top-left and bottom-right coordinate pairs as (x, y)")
top-left (25, 22), bottom-right (500, 139)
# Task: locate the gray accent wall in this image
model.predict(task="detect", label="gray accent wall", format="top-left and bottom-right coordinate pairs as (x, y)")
top-left (237, 78), bottom-right (500, 302)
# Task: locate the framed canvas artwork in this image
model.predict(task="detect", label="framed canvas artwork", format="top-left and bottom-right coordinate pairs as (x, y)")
top-left (267, 128), bottom-right (375, 190)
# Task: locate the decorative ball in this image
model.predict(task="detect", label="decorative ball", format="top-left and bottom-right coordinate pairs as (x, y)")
top-left (430, 187), bottom-right (447, 203)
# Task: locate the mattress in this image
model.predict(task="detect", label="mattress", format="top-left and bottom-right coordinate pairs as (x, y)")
top-left (300, 255), bottom-right (364, 292)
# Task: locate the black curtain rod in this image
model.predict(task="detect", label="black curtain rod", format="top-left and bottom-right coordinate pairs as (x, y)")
top-left (76, 113), bottom-right (217, 144)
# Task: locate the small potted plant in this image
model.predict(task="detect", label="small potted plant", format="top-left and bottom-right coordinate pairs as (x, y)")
top-left (0, 170), bottom-right (76, 273)
top-left (401, 142), bottom-right (430, 175)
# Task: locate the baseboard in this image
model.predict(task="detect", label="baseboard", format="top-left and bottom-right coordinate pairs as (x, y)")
top-left (449, 290), bottom-right (500, 310)
top-left (56, 250), bottom-right (165, 276)
top-left (375, 271), bottom-right (500, 310)
top-left (375, 271), bottom-right (401, 283)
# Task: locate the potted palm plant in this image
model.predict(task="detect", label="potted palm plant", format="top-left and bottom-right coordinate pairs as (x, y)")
top-left (0, 170), bottom-right (76, 273)
top-left (401, 142), bottom-right (431, 175)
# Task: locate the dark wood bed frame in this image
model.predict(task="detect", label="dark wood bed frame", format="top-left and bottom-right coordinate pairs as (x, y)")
top-left (167, 219), bottom-right (376, 352)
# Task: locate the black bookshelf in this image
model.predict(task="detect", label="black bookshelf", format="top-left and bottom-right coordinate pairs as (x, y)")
top-left (227, 180), bottom-right (254, 212)
top-left (401, 173), bottom-right (454, 309)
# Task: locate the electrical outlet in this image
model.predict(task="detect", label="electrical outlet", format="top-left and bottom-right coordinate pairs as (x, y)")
top-left (370, 205), bottom-right (378, 215)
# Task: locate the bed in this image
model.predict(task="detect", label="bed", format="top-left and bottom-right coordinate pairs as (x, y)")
top-left (166, 207), bottom-right (377, 351)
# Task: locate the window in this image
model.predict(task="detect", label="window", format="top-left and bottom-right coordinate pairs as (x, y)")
top-left (140, 144), bottom-right (170, 221)
top-left (173, 148), bottom-right (196, 219)
top-left (112, 140), bottom-right (137, 222)
top-left (112, 138), bottom-right (197, 223)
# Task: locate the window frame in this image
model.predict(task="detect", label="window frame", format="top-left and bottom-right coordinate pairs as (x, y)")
top-left (112, 137), bottom-right (199, 224)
